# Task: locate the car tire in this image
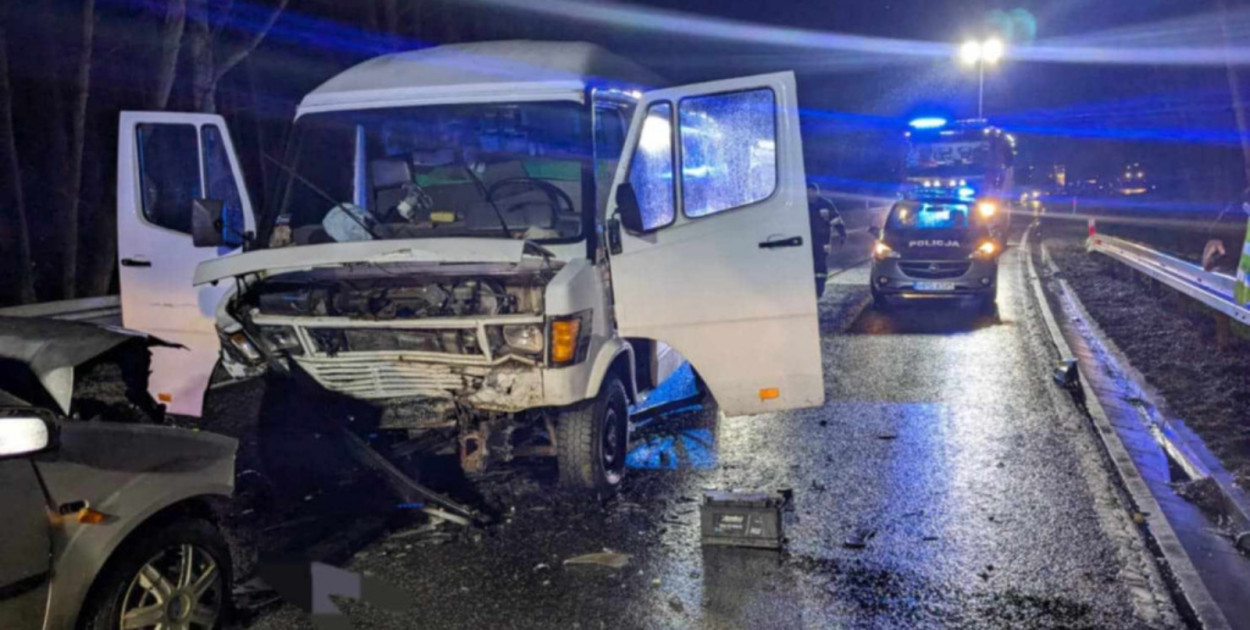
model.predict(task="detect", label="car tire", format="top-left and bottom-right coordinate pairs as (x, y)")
top-left (79, 518), bottom-right (232, 630)
top-left (978, 286), bottom-right (998, 314)
top-left (871, 289), bottom-right (891, 311)
top-left (556, 375), bottom-right (629, 492)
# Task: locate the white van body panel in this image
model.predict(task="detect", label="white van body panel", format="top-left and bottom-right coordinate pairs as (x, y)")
top-left (604, 72), bottom-right (824, 415)
top-left (116, 112), bottom-right (255, 416)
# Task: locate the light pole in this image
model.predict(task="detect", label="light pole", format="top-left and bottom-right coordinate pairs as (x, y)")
top-left (959, 38), bottom-right (1004, 119)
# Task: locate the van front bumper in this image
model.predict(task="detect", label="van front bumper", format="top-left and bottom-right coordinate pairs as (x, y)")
top-left (870, 257), bottom-right (998, 296)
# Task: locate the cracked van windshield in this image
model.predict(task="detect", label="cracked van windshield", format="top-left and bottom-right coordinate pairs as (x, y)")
top-left (265, 102), bottom-right (589, 247)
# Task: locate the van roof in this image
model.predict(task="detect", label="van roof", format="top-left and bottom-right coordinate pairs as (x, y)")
top-left (298, 40), bottom-right (663, 116)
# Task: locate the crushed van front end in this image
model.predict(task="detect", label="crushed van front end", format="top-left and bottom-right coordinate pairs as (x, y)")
top-left (226, 263), bottom-right (557, 410)
top-left (212, 258), bottom-right (593, 474)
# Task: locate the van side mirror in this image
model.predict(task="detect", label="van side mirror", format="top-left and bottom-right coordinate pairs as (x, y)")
top-left (615, 183), bottom-right (645, 233)
top-left (0, 413), bottom-right (56, 459)
top-left (192, 198), bottom-right (226, 248)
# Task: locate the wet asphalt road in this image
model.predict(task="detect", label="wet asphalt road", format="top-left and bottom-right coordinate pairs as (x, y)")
top-left (237, 219), bottom-right (1183, 629)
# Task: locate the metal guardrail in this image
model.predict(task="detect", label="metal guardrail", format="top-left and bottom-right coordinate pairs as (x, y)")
top-left (1087, 233), bottom-right (1250, 326)
top-left (0, 295), bottom-right (122, 326)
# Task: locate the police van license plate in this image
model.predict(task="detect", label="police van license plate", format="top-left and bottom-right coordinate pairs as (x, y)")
top-left (914, 281), bottom-right (956, 292)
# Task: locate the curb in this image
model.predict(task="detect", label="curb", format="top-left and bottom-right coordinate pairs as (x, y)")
top-left (1022, 226), bottom-right (1231, 630)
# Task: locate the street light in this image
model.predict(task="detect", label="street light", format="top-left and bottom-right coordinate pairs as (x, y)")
top-left (959, 37), bottom-right (1004, 119)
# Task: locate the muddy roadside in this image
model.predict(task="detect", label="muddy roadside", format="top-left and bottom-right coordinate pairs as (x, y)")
top-left (1040, 220), bottom-right (1250, 487)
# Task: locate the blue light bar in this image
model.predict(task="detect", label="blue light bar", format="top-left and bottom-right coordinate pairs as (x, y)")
top-left (909, 117), bottom-right (948, 130)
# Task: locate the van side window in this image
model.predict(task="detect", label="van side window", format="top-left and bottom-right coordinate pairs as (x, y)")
top-left (679, 88), bottom-right (777, 218)
top-left (201, 126), bottom-right (244, 247)
top-left (626, 102), bottom-right (675, 231)
top-left (137, 124), bottom-right (202, 234)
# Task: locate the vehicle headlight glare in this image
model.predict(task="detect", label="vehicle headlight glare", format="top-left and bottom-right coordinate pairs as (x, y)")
top-left (977, 201), bottom-right (997, 218)
top-left (874, 241), bottom-right (900, 260)
top-left (972, 241), bottom-right (998, 258)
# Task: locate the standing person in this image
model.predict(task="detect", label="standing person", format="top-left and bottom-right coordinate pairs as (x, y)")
top-left (1203, 187), bottom-right (1250, 274)
top-left (808, 183), bottom-right (845, 297)
top-left (1236, 189), bottom-right (1250, 306)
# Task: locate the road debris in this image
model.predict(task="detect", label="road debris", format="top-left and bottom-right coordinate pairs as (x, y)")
top-left (843, 528), bottom-right (877, 550)
top-left (563, 551), bottom-right (633, 569)
top-left (701, 490), bottom-right (786, 549)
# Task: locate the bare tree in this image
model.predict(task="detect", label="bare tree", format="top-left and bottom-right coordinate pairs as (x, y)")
top-left (61, 0), bottom-right (95, 298)
top-left (187, 0), bottom-right (290, 113)
top-left (150, 0), bottom-right (186, 110)
top-left (0, 24), bottom-right (34, 303)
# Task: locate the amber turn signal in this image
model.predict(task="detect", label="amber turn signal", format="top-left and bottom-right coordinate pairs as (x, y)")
top-left (550, 319), bottom-right (581, 364)
top-left (77, 508), bottom-right (109, 525)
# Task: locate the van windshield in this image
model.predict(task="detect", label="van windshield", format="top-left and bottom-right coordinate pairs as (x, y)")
top-left (887, 201), bottom-right (970, 230)
top-left (263, 102), bottom-right (590, 248)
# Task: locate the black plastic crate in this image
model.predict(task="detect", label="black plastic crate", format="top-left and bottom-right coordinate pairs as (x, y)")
top-left (700, 490), bottom-right (785, 549)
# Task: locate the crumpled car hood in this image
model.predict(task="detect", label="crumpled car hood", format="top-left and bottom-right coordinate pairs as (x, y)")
top-left (193, 238), bottom-right (535, 285)
top-left (0, 317), bottom-right (175, 414)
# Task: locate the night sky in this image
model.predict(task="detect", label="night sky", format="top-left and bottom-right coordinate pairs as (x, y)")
top-left (440, 0), bottom-right (1244, 193)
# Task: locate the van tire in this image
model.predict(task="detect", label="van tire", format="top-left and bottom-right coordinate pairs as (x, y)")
top-left (871, 289), bottom-right (891, 311)
top-left (557, 375), bottom-right (629, 492)
top-left (978, 284), bottom-right (998, 314)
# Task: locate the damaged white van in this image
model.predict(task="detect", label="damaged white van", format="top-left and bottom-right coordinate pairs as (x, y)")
top-left (116, 41), bottom-right (823, 489)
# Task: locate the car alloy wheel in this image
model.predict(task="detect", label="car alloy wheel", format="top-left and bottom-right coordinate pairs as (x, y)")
top-left (117, 543), bottom-right (224, 630)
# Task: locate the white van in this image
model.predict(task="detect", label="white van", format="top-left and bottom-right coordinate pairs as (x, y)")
top-left (116, 41), bottom-right (823, 489)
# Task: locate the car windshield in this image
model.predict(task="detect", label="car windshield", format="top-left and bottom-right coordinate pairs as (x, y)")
top-left (263, 102), bottom-right (590, 248)
top-left (887, 201), bottom-right (970, 230)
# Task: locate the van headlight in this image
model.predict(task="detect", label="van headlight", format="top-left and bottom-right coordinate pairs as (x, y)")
top-left (977, 201), bottom-right (998, 218)
top-left (257, 325), bottom-right (304, 356)
top-left (224, 331), bottom-right (263, 364)
top-left (502, 324), bottom-right (544, 354)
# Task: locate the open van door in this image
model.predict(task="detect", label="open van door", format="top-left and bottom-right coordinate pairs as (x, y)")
top-left (116, 112), bottom-right (255, 416)
top-left (606, 72), bottom-right (823, 415)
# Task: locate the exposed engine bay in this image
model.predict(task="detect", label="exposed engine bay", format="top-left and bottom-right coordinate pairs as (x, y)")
top-left (249, 270), bottom-right (548, 320)
top-left (222, 263), bottom-right (559, 420)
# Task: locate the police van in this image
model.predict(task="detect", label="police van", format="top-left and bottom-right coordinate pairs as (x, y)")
top-left (869, 196), bottom-right (1002, 311)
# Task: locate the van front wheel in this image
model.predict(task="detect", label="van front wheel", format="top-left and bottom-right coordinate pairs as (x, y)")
top-left (556, 375), bottom-right (629, 492)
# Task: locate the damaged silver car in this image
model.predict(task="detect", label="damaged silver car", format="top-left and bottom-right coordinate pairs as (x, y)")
top-left (0, 317), bottom-right (237, 630)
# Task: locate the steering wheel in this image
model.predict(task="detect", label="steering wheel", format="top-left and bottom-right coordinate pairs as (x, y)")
top-left (485, 177), bottom-right (576, 227)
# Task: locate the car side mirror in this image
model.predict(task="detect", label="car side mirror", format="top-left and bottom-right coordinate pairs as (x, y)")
top-left (192, 198), bottom-right (226, 248)
top-left (0, 412), bottom-right (56, 459)
top-left (868, 225), bottom-right (881, 239)
top-left (615, 183), bottom-right (646, 233)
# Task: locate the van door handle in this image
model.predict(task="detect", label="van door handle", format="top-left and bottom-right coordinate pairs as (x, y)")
top-left (758, 236), bottom-right (803, 249)
top-left (120, 258), bottom-right (152, 268)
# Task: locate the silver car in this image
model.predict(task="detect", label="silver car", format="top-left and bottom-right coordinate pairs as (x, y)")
top-left (0, 317), bottom-right (237, 630)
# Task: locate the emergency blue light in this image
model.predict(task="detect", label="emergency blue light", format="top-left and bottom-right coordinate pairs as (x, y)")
top-left (909, 117), bottom-right (947, 130)
top-left (958, 187), bottom-right (976, 199)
